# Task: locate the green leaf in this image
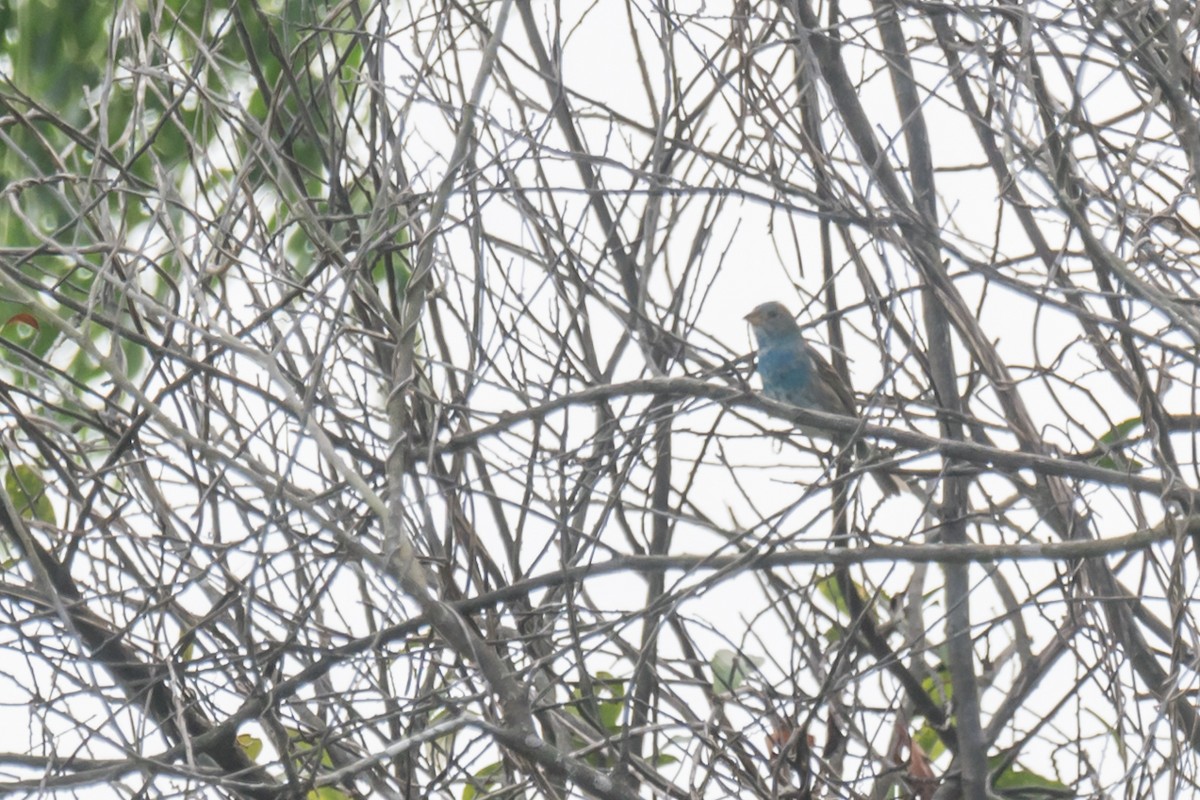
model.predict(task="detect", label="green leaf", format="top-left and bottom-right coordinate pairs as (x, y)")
top-left (5, 464), bottom-right (55, 525)
top-left (565, 673), bottom-right (627, 734)
top-left (990, 755), bottom-right (1072, 792)
top-left (921, 664), bottom-right (953, 707)
top-left (711, 648), bottom-right (763, 694)
top-left (912, 724), bottom-right (946, 762)
top-left (1, 303), bottom-right (59, 359)
top-left (1097, 417), bottom-right (1142, 445)
top-left (236, 733), bottom-right (263, 761)
top-left (597, 696), bottom-right (624, 730)
top-left (175, 627), bottom-right (198, 663)
top-left (307, 789), bottom-right (350, 800)
top-left (1090, 418), bottom-right (1145, 472)
top-left (1094, 453), bottom-right (1145, 471)
top-left (816, 575), bottom-right (852, 616)
top-left (290, 732), bottom-right (335, 769)
top-left (461, 761), bottom-right (504, 800)
top-left (425, 707), bottom-right (459, 773)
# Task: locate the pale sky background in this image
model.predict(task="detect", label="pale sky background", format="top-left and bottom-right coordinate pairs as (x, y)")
top-left (384, 0), bottom-right (1179, 790)
top-left (4, 0), bottom-right (1196, 795)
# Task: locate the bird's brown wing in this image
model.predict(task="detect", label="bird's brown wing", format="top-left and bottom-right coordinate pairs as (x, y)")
top-left (807, 345), bottom-right (903, 496)
top-left (805, 344), bottom-right (857, 416)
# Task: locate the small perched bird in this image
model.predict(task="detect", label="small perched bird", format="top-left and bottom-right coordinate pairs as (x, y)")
top-left (744, 301), bottom-right (902, 496)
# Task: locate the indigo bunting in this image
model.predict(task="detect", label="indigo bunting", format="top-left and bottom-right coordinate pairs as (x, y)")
top-left (745, 302), bottom-right (901, 496)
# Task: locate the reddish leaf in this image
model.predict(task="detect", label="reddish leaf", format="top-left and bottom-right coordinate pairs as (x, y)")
top-left (908, 736), bottom-right (937, 799)
top-left (5, 313), bottom-right (38, 331)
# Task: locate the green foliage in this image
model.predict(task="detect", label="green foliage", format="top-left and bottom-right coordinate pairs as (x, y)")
top-left (1091, 417), bottom-right (1145, 472)
top-left (0, 307), bottom-right (57, 365)
top-left (0, 0), bottom-right (121, 248)
top-left (307, 787), bottom-right (349, 800)
top-left (566, 671), bottom-right (627, 730)
top-left (289, 729), bottom-right (336, 770)
top-left (990, 755), bottom-right (1072, 794)
top-left (237, 725), bottom-right (353, 796)
top-left (912, 724), bottom-right (944, 763)
top-left (461, 762), bottom-right (504, 800)
top-left (816, 573), bottom-right (884, 643)
top-left (0, 0), bottom-right (109, 114)
top-left (560, 672), bottom-right (628, 768)
top-left (911, 663), bottom-right (954, 760)
top-left (920, 663), bottom-right (953, 707)
top-left (236, 733), bottom-right (264, 762)
top-left (816, 574), bottom-right (852, 620)
top-left (0, 0), bottom-right (344, 391)
top-left (4, 464), bottom-right (55, 525)
top-left (0, 0), bottom-right (409, 395)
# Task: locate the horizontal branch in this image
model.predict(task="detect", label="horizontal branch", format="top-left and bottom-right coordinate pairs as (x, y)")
top-left (423, 376), bottom-right (1195, 504)
top-left (453, 516), bottom-right (1186, 611)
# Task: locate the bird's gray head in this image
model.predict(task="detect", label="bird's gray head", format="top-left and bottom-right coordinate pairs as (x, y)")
top-left (743, 302), bottom-right (799, 343)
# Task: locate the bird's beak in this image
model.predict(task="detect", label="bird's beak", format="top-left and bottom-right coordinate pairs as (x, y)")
top-left (743, 309), bottom-right (761, 325)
